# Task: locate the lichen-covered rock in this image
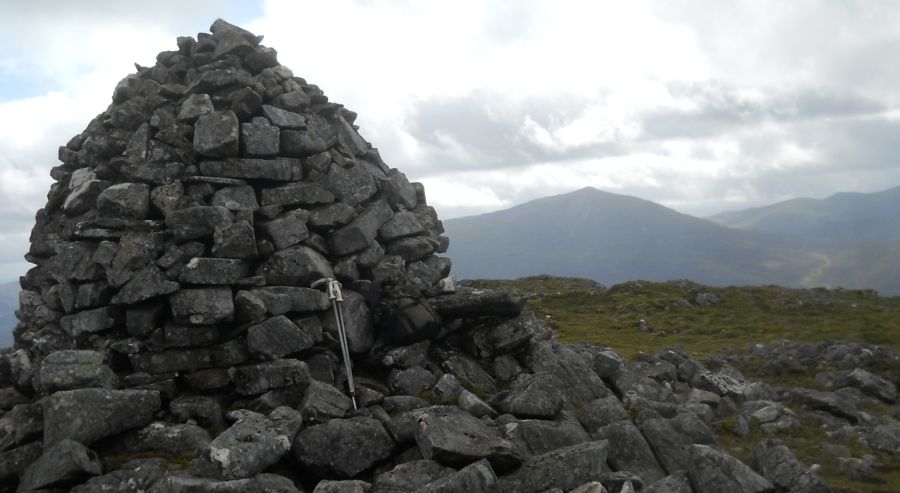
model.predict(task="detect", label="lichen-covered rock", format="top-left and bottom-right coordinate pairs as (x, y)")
top-left (413, 405), bottom-right (521, 471)
top-left (43, 388), bottom-right (161, 446)
top-left (686, 444), bottom-right (773, 493)
top-left (752, 439), bottom-right (831, 493)
top-left (38, 350), bottom-right (118, 393)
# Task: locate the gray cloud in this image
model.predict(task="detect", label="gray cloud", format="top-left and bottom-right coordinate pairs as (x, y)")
top-left (403, 91), bottom-right (628, 173)
top-left (640, 82), bottom-right (887, 140)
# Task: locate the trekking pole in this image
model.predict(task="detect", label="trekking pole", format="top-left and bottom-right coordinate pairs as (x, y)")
top-left (312, 278), bottom-right (358, 409)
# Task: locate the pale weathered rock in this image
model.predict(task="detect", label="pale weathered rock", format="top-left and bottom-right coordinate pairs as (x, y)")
top-left (38, 350), bottom-right (118, 393)
top-left (413, 405), bottom-right (521, 471)
top-left (205, 407), bottom-right (302, 480)
top-left (686, 444), bottom-right (773, 493)
top-left (496, 441), bottom-right (610, 493)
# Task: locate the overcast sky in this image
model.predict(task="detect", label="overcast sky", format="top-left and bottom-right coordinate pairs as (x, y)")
top-left (1, 0), bottom-right (900, 281)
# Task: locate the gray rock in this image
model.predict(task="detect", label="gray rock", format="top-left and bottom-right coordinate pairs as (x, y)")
top-left (413, 405), bottom-right (521, 471)
top-left (568, 482), bottom-right (607, 493)
top-left (837, 456), bottom-right (874, 480)
top-left (170, 287), bottom-right (234, 325)
top-left (97, 182), bottom-right (151, 219)
top-left (179, 257), bottom-right (250, 284)
top-left (70, 458), bottom-right (170, 493)
top-left (18, 439), bottom-right (102, 491)
top-left (39, 350), bottom-right (118, 393)
top-left (170, 394), bottom-right (225, 430)
top-left (120, 422), bottom-right (212, 456)
top-left (149, 473), bottom-right (303, 493)
top-left (686, 444), bottom-right (773, 493)
top-left (494, 373), bottom-right (563, 419)
top-left (252, 286), bottom-right (330, 313)
top-left (293, 416), bottom-right (395, 478)
top-left (389, 366), bottom-right (437, 396)
top-left (379, 211), bottom-right (424, 241)
top-left (259, 210), bottom-right (310, 250)
top-left (577, 396), bottom-right (629, 434)
top-left (281, 126), bottom-right (332, 157)
top-left (468, 311), bottom-right (541, 358)
top-left (496, 440), bottom-right (610, 493)
top-left (111, 264), bottom-right (180, 304)
top-left (386, 237), bottom-right (436, 262)
top-left (0, 442), bottom-right (42, 483)
top-left (309, 203), bottom-right (357, 229)
top-left (313, 480), bottom-right (371, 493)
top-left (262, 182), bottom-right (335, 207)
top-left (752, 438), bottom-right (831, 492)
top-left (458, 390), bottom-right (498, 419)
top-left (43, 388), bottom-right (161, 446)
top-left (846, 368), bottom-right (897, 403)
top-left (329, 114), bottom-right (369, 156)
top-left (232, 359), bottom-right (311, 395)
top-left (163, 323), bottom-right (220, 348)
top-left (329, 199), bottom-right (394, 256)
top-left (501, 417), bottom-right (590, 460)
top-left (371, 459), bottom-right (455, 493)
top-left (643, 471), bottom-right (692, 493)
top-left (205, 407), bottom-right (302, 480)
top-left (194, 110), bottom-right (240, 157)
top-left (273, 89), bottom-right (312, 112)
top-left (130, 347), bottom-right (214, 374)
top-left (381, 169), bottom-right (418, 210)
top-left (419, 459), bottom-right (497, 493)
top-left (867, 423), bottom-right (900, 456)
top-left (179, 93), bottom-right (214, 122)
top-left (241, 121), bottom-right (280, 157)
top-left (693, 370), bottom-right (746, 398)
top-left (262, 104), bottom-right (306, 129)
top-left (300, 379), bottom-right (353, 422)
top-left (248, 315), bottom-right (315, 360)
top-left (214, 221), bottom-right (259, 258)
top-left (59, 305), bottom-right (121, 337)
top-left (0, 403), bottom-right (42, 451)
top-left (211, 185), bottom-right (260, 211)
top-left (64, 179), bottom-right (110, 215)
top-left (790, 388), bottom-right (860, 423)
top-left (199, 158), bottom-right (301, 181)
top-left (257, 245), bottom-right (334, 286)
top-left (428, 290), bottom-right (524, 320)
top-left (523, 340), bottom-right (610, 406)
top-left (321, 289), bottom-right (373, 354)
top-left (595, 420), bottom-right (666, 484)
top-left (639, 412), bottom-right (716, 474)
top-left (166, 205), bottom-right (234, 241)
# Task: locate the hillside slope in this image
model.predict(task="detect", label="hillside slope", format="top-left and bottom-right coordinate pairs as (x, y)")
top-left (444, 187), bottom-right (821, 287)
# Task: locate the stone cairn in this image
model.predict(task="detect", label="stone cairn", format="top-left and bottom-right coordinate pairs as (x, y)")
top-left (0, 19), bottom-right (836, 493)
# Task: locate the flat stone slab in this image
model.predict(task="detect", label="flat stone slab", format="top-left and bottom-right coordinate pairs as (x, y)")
top-left (43, 388), bottom-right (161, 446)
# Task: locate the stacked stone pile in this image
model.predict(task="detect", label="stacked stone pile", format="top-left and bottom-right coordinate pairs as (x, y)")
top-left (0, 19), bottom-right (872, 492)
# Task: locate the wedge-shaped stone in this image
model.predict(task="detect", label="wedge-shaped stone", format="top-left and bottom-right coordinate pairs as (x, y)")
top-left (413, 405), bottom-right (521, 471)
top-left (18, 439), bottom-right (102, 491)
top-left (110, 264), bottom-right (180, 304)
top-left (44, 388), bottom-right (161, 446)
top-left (595, 420), bottom-right (666, 484)
top-left (247, 315), bottom-right (315, 360)
top-left (687, 444), bottom-right (773, 493)
top-left (96, 182), bottom-right (151, 219)
top-left (59, 306), bottom-right (122, 337)
top-left (329, 199), bottom-right (394, 256)
top-left (211, 185), bottom-right (259, 211)
top-left (419, 459), bottom-right (497, 493)
top-left (496, 441), bottom-right (610, 493)
top-left (261, 104), bottom-right (306, 129)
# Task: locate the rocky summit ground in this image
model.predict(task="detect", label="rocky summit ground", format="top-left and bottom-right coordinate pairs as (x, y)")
top-left (468, 276), bottom-right (900, 492)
